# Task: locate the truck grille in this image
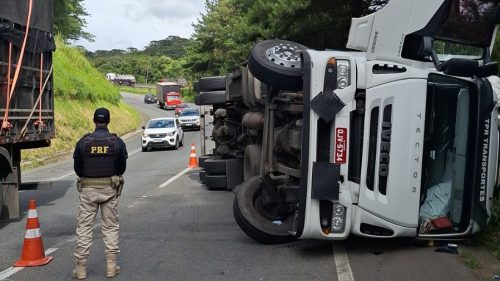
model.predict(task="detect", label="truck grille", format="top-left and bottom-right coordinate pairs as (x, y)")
top-left (366, 107), bottom-right (379, 191)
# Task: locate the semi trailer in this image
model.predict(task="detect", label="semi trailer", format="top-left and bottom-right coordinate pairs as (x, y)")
top-left (0, 0), bottom-right (55, 220)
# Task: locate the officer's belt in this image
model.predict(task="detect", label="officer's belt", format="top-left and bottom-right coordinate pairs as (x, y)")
top-left (80, 177), bottom-right (113, 188)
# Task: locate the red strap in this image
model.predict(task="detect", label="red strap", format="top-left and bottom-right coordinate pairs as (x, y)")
top-left (2, 0), bottom-right (33, 130)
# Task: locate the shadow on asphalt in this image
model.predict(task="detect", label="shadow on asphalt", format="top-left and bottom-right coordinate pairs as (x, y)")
top-left (346, 236), bottom-right (419, 255)
top-left (0, 180), bottom-right (73, 229)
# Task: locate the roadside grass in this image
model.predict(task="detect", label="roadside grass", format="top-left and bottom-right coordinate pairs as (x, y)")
top-left (54, 36), bottom-right (120, 104)
top-left (478, 197), bottom-right (500, 259)
top-left (461, 197), bottom-right (500, 280)
top-left (21, 98), bottom-right (140, 169)
top-left (21, 37), bottom-right (140, 169)
top-left (116, 85), bottom-right (154, 95)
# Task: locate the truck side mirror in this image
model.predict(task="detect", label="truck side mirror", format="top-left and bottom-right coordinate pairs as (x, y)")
top-left (417, 37), bottom-right (433, 57)
top-left (142, 126), bottom-right (145, 130)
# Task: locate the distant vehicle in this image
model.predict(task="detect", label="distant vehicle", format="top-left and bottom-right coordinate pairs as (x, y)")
top-left (144, 93), bottom-right (156, 104)
top-left (174, 104), bottom-right (189, 116)
top-left (156, 82), bottom-right (182, 110)
top-left (113, 74), bottom-right (136, 86)
top-left (177, 108), bottom-right (200, 130)
top-left (141, 117), bottom-right (184, 151)
top-left (106, 73), bottom-right (116, 81)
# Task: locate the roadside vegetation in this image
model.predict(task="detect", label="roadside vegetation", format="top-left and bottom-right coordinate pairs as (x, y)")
top-left (21, 37), bottom-right (140, 169)
top-left (116, 85), bottom-right (154, 95)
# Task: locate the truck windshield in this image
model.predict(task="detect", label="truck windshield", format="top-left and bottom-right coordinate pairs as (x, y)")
top-left (434, 0), bottom-right (498, 47)
top-left (419, 74), bottom-right (476, 235)
top-left (147, 119), bottom-right (175, 129)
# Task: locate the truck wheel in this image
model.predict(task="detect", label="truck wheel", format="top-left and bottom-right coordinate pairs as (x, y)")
top-left (248, 39), bottom-right (308, 91)
top-left (204, 174), bottom-right (227, 190)
top-left (244, 145), bottom-right (261, 181)
top-left (198, 76), bottom-right (226, 91)
top-left (204, 158), bottom-right (227, 174)
top-left (233, 176), bottom-right (297, 244)
top-left (195, 91), bottom-right (226, 105)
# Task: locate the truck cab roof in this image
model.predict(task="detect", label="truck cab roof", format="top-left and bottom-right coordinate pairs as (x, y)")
top-left (347, 0), bottom-right (499, 64)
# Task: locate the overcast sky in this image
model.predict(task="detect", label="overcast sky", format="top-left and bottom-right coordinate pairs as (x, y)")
top-left (76, 0), bottom-right (206, 51)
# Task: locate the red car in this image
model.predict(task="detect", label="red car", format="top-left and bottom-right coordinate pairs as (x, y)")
top-left (174, 104), bottom-right (188, 116)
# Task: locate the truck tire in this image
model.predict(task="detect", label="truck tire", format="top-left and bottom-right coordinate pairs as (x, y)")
top-left (199, 170), bottom-right (206, 183)
top-left (204, 158), bottom-right (227, 174)
top-left (198, 155), bottom-right (214, 168)
top-left (195, 91), bottom-right (226, 105)
top-left (193, 81), bottom-right (200, 93)
top-left (233, 176), bottom-right (297, 244)
top-left (204, 174), bottom-right (227, 190)
top-left (244, 144), bottom-right (261, 181)
top-left (248, 39), bottom-right (308, 91)
top-left (198, 76), bottom-right (226, 91)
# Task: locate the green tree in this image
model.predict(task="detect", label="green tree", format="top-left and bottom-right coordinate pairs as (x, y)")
top-left (53, 0), bottom-right (94, 41)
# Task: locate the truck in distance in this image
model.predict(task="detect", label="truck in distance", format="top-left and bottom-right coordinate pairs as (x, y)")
top-left (156, 82), bottom-right (182, 110)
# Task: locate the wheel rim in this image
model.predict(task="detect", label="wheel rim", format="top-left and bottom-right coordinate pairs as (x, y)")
top-left (265, 43), bottom-right (302, 68)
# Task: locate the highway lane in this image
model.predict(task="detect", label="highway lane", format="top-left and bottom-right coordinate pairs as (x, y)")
top-left (0, 93), bottom-right (479, 281)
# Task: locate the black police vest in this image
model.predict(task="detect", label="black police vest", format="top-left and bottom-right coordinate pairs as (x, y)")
top-left (81, 133), bottom-right (118, 177)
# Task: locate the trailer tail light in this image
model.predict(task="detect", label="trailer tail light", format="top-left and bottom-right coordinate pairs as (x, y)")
top-left (335, 128), bottom-right (347, 164)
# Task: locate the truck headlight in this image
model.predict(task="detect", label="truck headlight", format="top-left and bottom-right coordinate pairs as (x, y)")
top-left (331, 203), bottom-right (346, 233)
top-left (337, 60), bottom-right (351, 89)
top-left (166, 132), bottom-right (175, 137)
top-left (143, 133), bottom-right (149, 138)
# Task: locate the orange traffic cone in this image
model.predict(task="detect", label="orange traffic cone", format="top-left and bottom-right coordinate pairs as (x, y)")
top-left (188, 143), bottom-right (198, 168)
top-left (14, 200), bottom-right (53, 267)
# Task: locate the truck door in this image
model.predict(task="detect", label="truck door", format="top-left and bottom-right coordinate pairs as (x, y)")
top-left (357, 79), bottom-right (427, 229)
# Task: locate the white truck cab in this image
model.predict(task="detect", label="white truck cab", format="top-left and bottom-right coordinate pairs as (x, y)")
top-left (207, 0), bottom-right (500, 244)
top-left (295, 0), bottom-right (500, 240)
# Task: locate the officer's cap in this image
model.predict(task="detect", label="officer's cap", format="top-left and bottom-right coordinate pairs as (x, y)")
top-left (93, 108), bottom-right (110, 124)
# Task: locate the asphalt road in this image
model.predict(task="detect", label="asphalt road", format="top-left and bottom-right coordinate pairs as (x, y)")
top-left (0, 93), bottom-right (478, 281)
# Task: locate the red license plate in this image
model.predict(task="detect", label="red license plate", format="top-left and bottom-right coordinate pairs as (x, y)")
top-left (335, 128), bottom-right (347, 164)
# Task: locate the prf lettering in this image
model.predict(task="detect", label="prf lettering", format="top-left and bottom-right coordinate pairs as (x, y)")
top-left (90, 146), bottom-right (109, 154)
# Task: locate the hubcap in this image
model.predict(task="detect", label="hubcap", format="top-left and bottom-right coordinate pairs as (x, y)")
top-left (266, 43), bottom-right (302, 68)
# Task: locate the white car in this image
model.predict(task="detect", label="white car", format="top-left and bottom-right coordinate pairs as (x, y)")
top-left (141, 117), bottom-right (184, 151)
top-left (177, 108), bottom-right (200, 130)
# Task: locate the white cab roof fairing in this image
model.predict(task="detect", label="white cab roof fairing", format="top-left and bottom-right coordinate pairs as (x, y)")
top-left (347, 0), bottom-right (445, 63)
top-left (347, 0), bottom-right (500, 64)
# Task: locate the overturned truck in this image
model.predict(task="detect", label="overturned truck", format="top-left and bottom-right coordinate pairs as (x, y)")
top-left (196, 0), bottom-right (500, 243)
top-left (1, 0), bottom-right (55, 220)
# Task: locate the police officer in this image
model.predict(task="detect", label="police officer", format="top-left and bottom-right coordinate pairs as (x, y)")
top-left (72, 108), bottom-right (128, 279)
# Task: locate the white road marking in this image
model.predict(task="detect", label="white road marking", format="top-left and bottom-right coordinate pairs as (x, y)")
top-left (128, 148), bottom-right (141, 157)
top-left (333, 243), bottom-right (355, 281)
top-left (157, 167), bottom-right (193, 189)
top-left (0, 248), bottom-right (57, 280)
top-left (48, 171), bottom-right (75, 182)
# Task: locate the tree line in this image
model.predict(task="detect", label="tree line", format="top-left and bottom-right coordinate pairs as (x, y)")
top-left (57, 0), bottom-right (500, 84)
